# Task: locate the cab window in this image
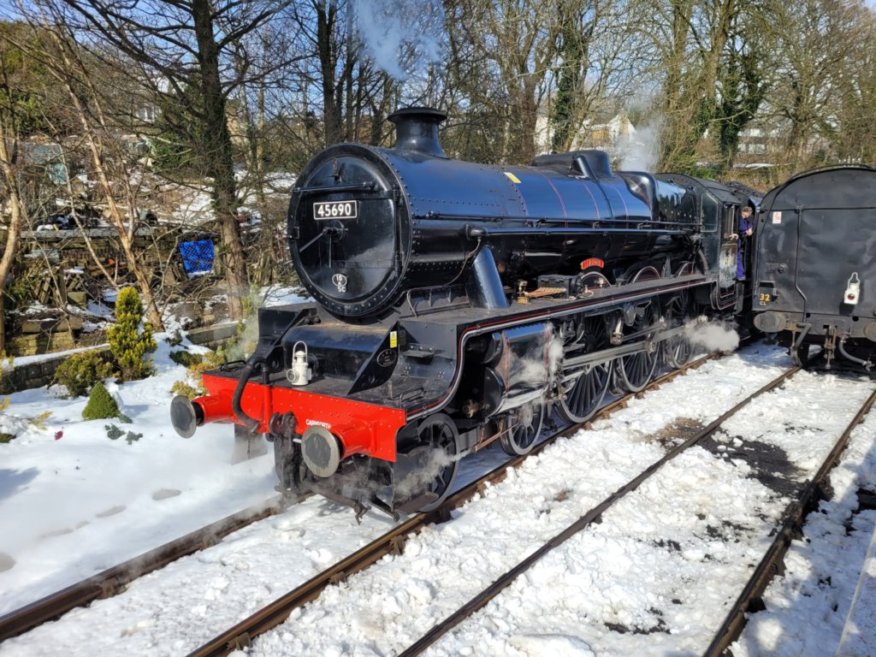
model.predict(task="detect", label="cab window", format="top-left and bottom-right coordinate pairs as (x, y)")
top-left (722, 206), bottom-right (736, 238)
top-left (701, 194), bottom-right (720, 232)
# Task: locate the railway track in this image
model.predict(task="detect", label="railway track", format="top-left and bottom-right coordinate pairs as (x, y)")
top-left (394, 364), bottom-right (806, 657)
top-left (189, 357), bottom-right (875, 657)
top-left (391, 368), bottom-right (875, 657)
top-left (705, 386), bottom-right (876, 656)
top-left (0, 351), bottom-right (719, 648)
top-left (0, 500), bottom-right (283, 642)
top-left (13, 342), bottom-right (835, 657)
top-left (185, 351), bottom-right (731, 657)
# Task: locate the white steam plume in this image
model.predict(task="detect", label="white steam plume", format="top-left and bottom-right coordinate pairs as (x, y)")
top-left (684, 318), bottom-right (740, 353)
top-left (393, 449), bottom-right (459, 502)
top-left (353, 0), bottom-right (444, 81)
top-left (619, 118), bottom-right (663, 172)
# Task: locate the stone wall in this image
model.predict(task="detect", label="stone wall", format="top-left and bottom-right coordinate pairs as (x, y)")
top-left (1, 322), bottom-right (239, 395)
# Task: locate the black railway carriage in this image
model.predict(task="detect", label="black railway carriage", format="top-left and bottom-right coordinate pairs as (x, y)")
top-left (752, 165), bottom-right (876, 368)
top-left (171, 107), bottom-right (749, 515)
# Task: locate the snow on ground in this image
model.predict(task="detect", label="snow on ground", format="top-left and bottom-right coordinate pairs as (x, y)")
top-left (0, 286), bottom-right (304, 614)
top-left (246, 346), bottom-right (849, 657)
top-left (0, 501), bottom-right (398, 657)
top-left (732, 404), bottom-right (876, 657)
top-left (0, 338), bottom-right (278, 614)
top-left (0, 344), bottom-right (782, 656)
top-left (419, 370), bottom-right (873, 657)
top-left (1, 341), bottom-right (873, 657)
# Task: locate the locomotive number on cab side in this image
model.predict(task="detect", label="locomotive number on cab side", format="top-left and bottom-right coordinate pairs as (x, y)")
top-left (313, 200), bottom-right (358, 220)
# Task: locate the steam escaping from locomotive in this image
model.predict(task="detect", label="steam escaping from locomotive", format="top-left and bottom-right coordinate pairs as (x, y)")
top-left (619, 118), bottom-right (663, 172)
top-left (353, 0), bottom-right (444, 80)
top-left (684, 320), bottom-right (740, 353)
top-left (392, 448), bottom-right (460, 504)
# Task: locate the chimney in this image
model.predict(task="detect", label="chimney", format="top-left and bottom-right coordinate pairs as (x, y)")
top-left (387, 107), bottom-right (447, 158)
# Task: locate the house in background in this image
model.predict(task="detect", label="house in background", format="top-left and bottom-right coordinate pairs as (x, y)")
top-left (535, 111), bottom-right (637, 159)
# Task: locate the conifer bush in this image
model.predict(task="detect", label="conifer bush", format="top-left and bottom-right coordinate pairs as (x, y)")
top-left (170, 380), bottom-right (200, 400)
top-left (108, 287), bottom-right (157, 381)
top-left (170, 347), bottom-right (225, 399)
top-left (169, 350), bottom-right (203, 368)
top-left (54, 351), bottom-right (114, 398)
top-left (82, 382), bottom-right (121, 420)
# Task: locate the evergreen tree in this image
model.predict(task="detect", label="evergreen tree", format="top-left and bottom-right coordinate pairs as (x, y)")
top-left (107, 287), bottom-right (157, 381)
top-left (82, 382), bottom-right (120, 420)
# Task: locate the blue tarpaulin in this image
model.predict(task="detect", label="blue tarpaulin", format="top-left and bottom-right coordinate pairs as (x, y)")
top-left (179, 240), bottom-right (215, 276)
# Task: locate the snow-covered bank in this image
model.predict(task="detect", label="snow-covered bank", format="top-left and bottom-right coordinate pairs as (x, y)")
top-left (0, 286), bottom-right (302, 612)
top-left (0, 338), bottom-right (277, 614)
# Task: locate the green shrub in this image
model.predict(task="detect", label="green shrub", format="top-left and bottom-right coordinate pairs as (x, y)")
top-left (185, 349), bottom-right (224, 379)
top-left (105, 424), bottom-right (124, 440)
top-left (170, 379), bottom-right (201, 400)
top-left (169, 350), bottom-right (203, 368)
top-left (54, 351), bottom-right (114, 398)
top-left (168, 348), bottom-right (224, 400)
top-left (108, 287), bottom-right (157, 381)
top-left (82, 382), bottom-right (121, 420)
top-left (104, 423), bottom-right (141, 444)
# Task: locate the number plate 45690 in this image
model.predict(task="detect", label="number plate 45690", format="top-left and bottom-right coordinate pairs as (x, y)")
top-left (313, 200), bottom-right (358, 220)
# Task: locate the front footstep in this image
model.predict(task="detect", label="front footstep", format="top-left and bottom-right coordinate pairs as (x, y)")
top-left (96, 505), bottom-right (126, 518)
top-left (0, 552), bottom-right (15, 572)
top-left (152, 488), bottom-right (181, 501)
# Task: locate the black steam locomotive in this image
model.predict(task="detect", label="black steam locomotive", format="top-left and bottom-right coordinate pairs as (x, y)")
top-left (171, 108), bottom-right (756, 514)
top-left (752, 165), bottom-right (876, 369)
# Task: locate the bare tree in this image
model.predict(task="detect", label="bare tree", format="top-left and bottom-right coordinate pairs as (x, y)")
top-left (39, 0), bottom-right (284, 320)
top-left (37, 28), bottom-right (165, 329)
top-left (550, 0), bottom-right (647, 152)
top-left (763, 0), bottom-right (869, 171)
top-left (650, 0), bottom-right (745, 171)
top-left (830, 4), bottom-right (876, 164)
top-left (0, 23), bottom-right (43, 355)
top-left (0, 94), bottom-right (26, 358)
top-left (447, 0), bottom-right (563, 163)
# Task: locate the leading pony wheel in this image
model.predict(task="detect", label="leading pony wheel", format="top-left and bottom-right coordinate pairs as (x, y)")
top-left (394, 413), bottom-right (462, 513)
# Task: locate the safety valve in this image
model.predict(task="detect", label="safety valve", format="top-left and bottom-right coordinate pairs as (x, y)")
top-left (844, 272), bottom-right (861, 306)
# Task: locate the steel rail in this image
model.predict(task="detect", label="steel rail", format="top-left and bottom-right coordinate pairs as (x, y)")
top-left (0, 346), bottom-right (727, 646)
top-left (397, 365), bottom-right (802, 657)
top-left (185, 351), bottom-right (729, 657)
top-left (0, 499), bottom-right (283, 643)
top-left (703, 386), bottom-right (876, 657)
